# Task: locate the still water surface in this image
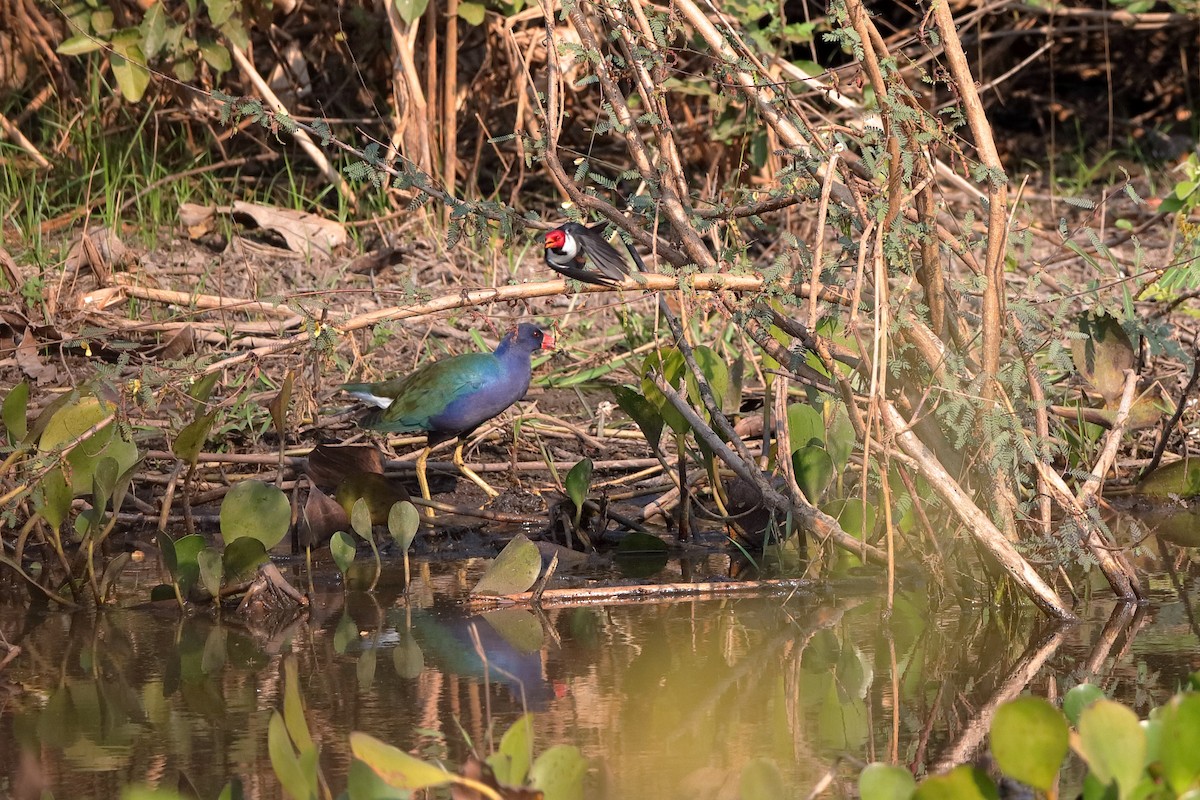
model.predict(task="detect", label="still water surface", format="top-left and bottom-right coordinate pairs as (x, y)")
top-left (1, 552), bottom-right (1198, 798)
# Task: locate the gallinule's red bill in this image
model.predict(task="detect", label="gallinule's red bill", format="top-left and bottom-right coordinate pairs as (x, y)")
top-left (544, 222), bottom-right (631, 286)
top-left (341, 323), bottom-right (554, 513)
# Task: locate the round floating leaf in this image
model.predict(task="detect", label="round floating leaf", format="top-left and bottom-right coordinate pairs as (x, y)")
top-left (1075, 699), bottom-right (1145, 799)
top-left (2, 381), bottom-right (29, 443)
top-left (529, 744), bottom-right (587, 800)
top-left (197, 548), bottom-right (224, 598)
top-left (350, 732), bottom-right (453, 790)
top-left (222, 537), bottom-right (269, 583)
top-left (990, 696), bottom-right (1068, 791)
top-left (787, 402), bottom-right (825, 451)
top-left (472, 533), bottom-right (541, 596)
top-left (220, 480), bottom-right (290, 549)
top-left (1064, 683), bottom-right (1105, 726)
top-left (331, 531), bottom-right (356, 577)
top-left (1159, 693), bottom-right (1200, 795)
top-left (740, 758), bottom-right (786, 800)
top-left (387, 501), bottom-right (420, 551)
top-left (859, 763), bottom-right (917, 800)
top-left (392, 633), bottom-right (424, 679)
top-left (912, 765), bottom-right (998, 800)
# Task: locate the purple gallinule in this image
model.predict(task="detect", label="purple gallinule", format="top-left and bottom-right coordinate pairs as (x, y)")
top-left (544, 222), bottom-right (630, 286)
top-left (342, 323), bottom-right (554, 512)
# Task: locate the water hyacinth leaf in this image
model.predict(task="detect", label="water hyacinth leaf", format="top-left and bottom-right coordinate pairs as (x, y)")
top-left (1075, 699), bottom-right (1145, 799)
top-left (616, 531), bottom-right (669, 554)
top-left (1159, 693), bottom-right (1200, 794)
top-left (472, 533), bottom-right (541, 596)
top-left (826, 402), bottom-right (855, 474)
top-left (1064, 683), bottom-right (1105, 726)
top-left (565, 458), bottom-right (593, 526)
top-left (334, 612), bottom-right (358, 654)
top-left (612, 385), bottom-right (663, 450)
top-left (37, 467), bottom-right (72, 530)
top-left (351, 497), bottom-right (373, 540)
top-left (457, 1), bottom-right (485, 24)
top-left (488, 713), bottom-right (534, 786)
top-left (111, 42), bottom-right (150, 102)
top-left (1135, 459), bottom-right (1200, 499)
top-left (92, 456), bottom-right (119, 513)
top-left (529, 744), bottom-right (587, 800)
top-left (39, 395), bottom-right (137, 496)
top-left (787, 403), bottom-right (824, 451)
top-left (2, 381), bottom-right (29, 442)
top-left (387, 501), bottom-right (420, 550)
top-left (858, 762), bottom-right (917, 800)
top-left (346, 759), bottom-right (408, 800)
top-left (350, 731), bottom-right (454, 790)
top-left (149, 583), bottom-right (177, 602)
top-left (220, 480), bottom-right (291, 548)
top-left (392, 633), bottom-right (424, 679)
top-left (792, 445), bottom-right (834, 501)
top-left (173, 534), bottom-right (206, 594)
top-left (331, 531), bottom-right (356, 576)
top-left (222, 536), bottom-right (269, 582)
top-left (640, 349), bottom-right (689, 435)
top-left (911, 765), bottom-right (998, 800)
top-left (197, 548), bottom-right (224, 598)
top-left (173, 411), bottom-right (218, 465)
top-left (283, 657), bottom-right (314, 754)
top-left (357, 648), bottom-right (377, 691)
top-left (98, 552), bottom-right (132, 599)
top-left (990, 696), bottom-right (1068, 791)
top-left (739, 758), bottom-right (786, 800)
top-left (268, 369), bottom-right (295, 438)
top-left (157, 532), bottom-right (178, 577)
top-left (267, 711), bottom-right (313, 800)
top-left (393, 0), bottom-right (430, 25)
top-left (684, 345), bottom-right (730, 414)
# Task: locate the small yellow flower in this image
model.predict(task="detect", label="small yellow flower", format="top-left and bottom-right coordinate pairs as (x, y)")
top-left (83, 341), bottom-right (92, 357)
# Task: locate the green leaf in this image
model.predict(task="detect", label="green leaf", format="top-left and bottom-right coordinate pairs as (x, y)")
top-left (685, 345), bottom-right (730, 414)
top-left (268, 370), bottom-right (294, 438)
top-left (487, 714), bottom-right (534, 786)
top-left (565, 458), bottom-right (593, 521)
top-left (268, 711), bottom-right (313, 800)
top-left (471, 533), bottom-right (541, 596)
top-left (858, 763), bottom-right (916, 800)
top-left (2, 381), bottom-right (29, 443)
top-left (112, 44), bottom-right (150, 102)
top-left (612, 385), bottom-right (663, 450)
top-left (990, 696), bottom-right (1068, 792)
top-left (222, 536), bottom-right (269, 582)
top-left (825, 402), bottom-right (855, 473)
top-left (787, 403), bottom-right (825, 451)
top-left (346, 759), bottom-right (408, 800)
top-left (58, 35), bottom-right (106, 55)
top-left (393, 0), bottom-right (430, 24)
top-left (205, 0), bottom-right (235, 26)
top-left (351, 497), bottom-right (373, 540)
top-left (357, 648), bottom-right (377, 690)
top-left (36, 468), bottom-right (72, 530)
top-left (529, 744), bottom-right (587, 800)
top-left (792, 445), bottom-right (834, 501)
top-left (200, 40), bottom-right (232, 73)
top-left (39, 396), bottom-right (137, 497)
top-left (350, 731), bottom-right (454, 790)
top-left (911, 765), bottom-right (998, 800)
top-left (387, 501), bottom-right (420, 551)
top-left (331, 531), bottom-right (356, 576)
top-left (457, 2), bottom-right (485, 24)
top-left (197, 548), bottom-right (223, 597)
top-left (1064, 683), bottom-right (1106, 726)
top-left (188, 372), bottom-right (220, 406)
top-left (640, 349), bottom-right (690, 435)
top-left (219, 480), bottom-right (291, 549)
top-left (157, 532), bottom-right (178, 578)
top-left (172, 534), bottom-right (206, 594)
top-left (283, 657), bottom-right (314, 754)
top-left (140, 3), bottom-right (169, 58)
top-left (1159, 693), bottom-right (1200, 795)
top-left (482, 608), bottom-right (544, 652)
top-left (173, 411), bottom-right (217, 465)
top-left (1075, 699), bottom-right (1145, 800)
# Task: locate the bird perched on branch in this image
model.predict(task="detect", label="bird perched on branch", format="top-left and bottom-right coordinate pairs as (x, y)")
top-left (341, 323), bottom-right (554, 514)
top-left (543, 222), bottom-right (632, 286)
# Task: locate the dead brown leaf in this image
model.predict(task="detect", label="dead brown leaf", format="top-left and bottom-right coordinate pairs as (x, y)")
top-left (15, 328), bottom-right (57, 384)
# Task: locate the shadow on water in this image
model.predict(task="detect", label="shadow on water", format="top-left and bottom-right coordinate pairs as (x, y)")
top-left (1, 542), bottom-right (1199, 799)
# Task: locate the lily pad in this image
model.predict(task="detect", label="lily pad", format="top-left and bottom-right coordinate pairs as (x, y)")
top-left (859, 763), bottom-right (917, 800)
top-left (222, 537), bottom-right (269, 583)
top-left (990, 696), bottom-right (1068, 792)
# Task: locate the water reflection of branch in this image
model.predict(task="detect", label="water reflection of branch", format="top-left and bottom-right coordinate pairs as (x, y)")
top-left (1158, 538), bottom-right (1200, 644)
top-left (467, 578), bottom-right (824, 609)
top-left (1080, 602), bottom-right (1144, 685)
top-left (931, 624), bottom-right (1069, 773)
